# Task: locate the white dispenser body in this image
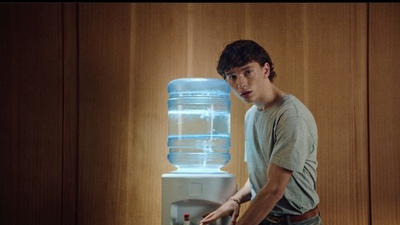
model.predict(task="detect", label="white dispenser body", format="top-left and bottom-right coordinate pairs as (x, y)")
top-left (161, 172), bottom-right (236, 225)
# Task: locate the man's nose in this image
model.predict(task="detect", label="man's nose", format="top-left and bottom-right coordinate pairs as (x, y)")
top-left (237, 75), bottom-right (246, 89)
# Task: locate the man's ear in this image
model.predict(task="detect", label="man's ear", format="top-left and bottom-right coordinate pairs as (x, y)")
top-left (263, 62), bottom-right (270, 79)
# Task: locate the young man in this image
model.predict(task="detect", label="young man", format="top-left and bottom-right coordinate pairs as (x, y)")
top-left (200, 40), bottom-right (322, 225)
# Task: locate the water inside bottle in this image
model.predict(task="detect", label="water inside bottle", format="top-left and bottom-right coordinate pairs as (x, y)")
top-left (167, 78), bottom-right (231, 173)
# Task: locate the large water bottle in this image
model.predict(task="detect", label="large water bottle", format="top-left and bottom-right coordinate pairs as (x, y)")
top-left (167, 78), bottom-right (231, 173)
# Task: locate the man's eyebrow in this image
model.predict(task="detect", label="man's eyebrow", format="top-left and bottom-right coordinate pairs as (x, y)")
top-left (225, 64), bottom-right (254, 76)
top-left (240, 65), bottom-right (253, 71)
top-left (224, 69), bottom-right (235, 76)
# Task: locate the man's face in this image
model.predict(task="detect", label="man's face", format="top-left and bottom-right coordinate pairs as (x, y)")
top-left (224, 61), bottom-right (270, 103)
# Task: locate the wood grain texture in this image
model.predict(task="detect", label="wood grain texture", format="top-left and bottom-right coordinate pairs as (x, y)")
top-left (0, 3), bottom-right (64, 225)
top-left (62, 3), bottom-right (79, 225)
top-left (369, 3), bottom-right (400, 225)
top-left (78, 3), bottom-right (131, 225)
top-left (302, 4), bottom-right (369, 224)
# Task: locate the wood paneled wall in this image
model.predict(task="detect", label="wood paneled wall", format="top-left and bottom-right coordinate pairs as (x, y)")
top-left (0, 3), bottom-right (63, 225)
top-left (369, 3), bottom-right (400, 225)
top-left (1, 3), bottom-right (399, 225)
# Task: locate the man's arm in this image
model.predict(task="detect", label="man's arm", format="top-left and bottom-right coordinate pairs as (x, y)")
top-left (236, 163), bottom-right (292, 225)
top-left (230, 178), bottom-right (252, 204)
top-left (199, 179), bottom-right (252, 225)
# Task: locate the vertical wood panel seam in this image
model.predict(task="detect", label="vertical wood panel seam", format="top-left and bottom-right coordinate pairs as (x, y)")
top-left (302, 3), bottom-right (309, 105)
top-left (245, 4), bottom-right (250, 38)
top-left (61, 4), bottom-right (65, 225)
top-left (366, 3), bottom-right (372, 225)
top-left (187, 3), bottom-right (193, 77)
top-left (62, 3), bottom-right (79, 225)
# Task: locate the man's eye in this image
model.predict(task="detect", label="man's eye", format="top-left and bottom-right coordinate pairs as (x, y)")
top-left (227, 75), bottom-right (237, 80)
top-left (244, 70), bottom-right (252, 76)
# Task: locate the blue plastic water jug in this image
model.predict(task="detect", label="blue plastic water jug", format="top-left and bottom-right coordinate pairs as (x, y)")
top-left (167, 78), bottom-right (231, 173)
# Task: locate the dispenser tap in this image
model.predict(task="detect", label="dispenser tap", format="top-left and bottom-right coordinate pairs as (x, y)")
top-left (183, 213), bottom-right (190, 225)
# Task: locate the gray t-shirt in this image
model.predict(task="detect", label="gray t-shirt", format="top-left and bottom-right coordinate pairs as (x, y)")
top-left (244, 94), bottom-right (319, 215)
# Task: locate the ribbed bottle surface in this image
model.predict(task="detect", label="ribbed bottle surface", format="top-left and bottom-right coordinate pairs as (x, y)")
top-left (167, 78), bottom-right (231, 173)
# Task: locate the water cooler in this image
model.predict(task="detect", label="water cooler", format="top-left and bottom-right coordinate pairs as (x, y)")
top-left (162, 78), bottom-right (237, 225)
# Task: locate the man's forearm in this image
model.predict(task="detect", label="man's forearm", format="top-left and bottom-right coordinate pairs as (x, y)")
top-left (231, 179), bottom-right (252, 204)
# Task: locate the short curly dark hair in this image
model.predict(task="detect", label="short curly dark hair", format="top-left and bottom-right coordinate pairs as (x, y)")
top-left (217, 40), bottom-right (277, 82)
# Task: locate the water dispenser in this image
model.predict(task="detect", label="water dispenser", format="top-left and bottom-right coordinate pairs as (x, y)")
top-left (162, 78), bottom-right (237, 225)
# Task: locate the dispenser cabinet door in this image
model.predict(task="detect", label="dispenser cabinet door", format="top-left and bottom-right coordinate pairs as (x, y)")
top-left (161, 173), bottom-right (237, 225)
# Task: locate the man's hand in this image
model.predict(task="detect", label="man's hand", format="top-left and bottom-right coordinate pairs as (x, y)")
top-left (199, 199), bottom-right (240, 225)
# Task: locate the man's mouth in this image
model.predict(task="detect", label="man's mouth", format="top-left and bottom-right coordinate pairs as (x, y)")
top-left (240, 91), bottom-right (252, 98)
